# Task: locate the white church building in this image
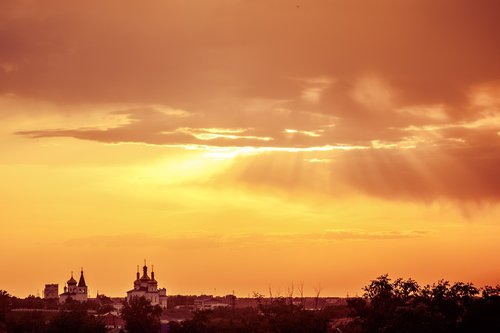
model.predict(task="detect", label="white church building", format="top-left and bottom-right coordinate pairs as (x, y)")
top-left (126, 262), bottom-right (167, 308)
top-left (59, 269), bottom-right (88, 303)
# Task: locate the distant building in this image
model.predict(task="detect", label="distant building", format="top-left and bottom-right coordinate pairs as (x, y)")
top-left (194, 298), bottom-right (230, 310)
top-left (101, 312), bottom-right (125, 331)
top-left (43, 284), bottom-right (59, 299)
top-left (59, 269), bottom-right (88, 303)
top-left (126, 262), bottom-right (167, 309)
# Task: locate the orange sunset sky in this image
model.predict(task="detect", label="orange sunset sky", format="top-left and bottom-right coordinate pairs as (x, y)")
top-left (1, 0), bottom-right (500, 298)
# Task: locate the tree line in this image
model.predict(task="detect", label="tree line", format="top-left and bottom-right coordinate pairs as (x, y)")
top-left (345, 274), bottom-right (500, 333)
top-left (168, 275), bottom-right (500, 333)
top-left (1, 274), bottom-right (500, 332)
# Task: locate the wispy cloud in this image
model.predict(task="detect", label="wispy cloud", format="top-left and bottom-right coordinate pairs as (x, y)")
top-left (65, 229), bottom-right (431, 251)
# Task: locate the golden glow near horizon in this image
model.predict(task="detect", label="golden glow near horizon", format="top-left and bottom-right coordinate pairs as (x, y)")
top-left (1, 0), bottom-right (500, 298)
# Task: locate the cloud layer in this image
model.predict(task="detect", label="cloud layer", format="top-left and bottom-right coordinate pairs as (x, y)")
top-left (2, 0), bottom-right (499, 106)
top-left (2, 0), bottom-right (500, 202)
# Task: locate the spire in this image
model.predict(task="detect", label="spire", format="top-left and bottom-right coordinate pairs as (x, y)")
top-left (78, 268), bottom-right (87, 287)
top-left (136, 265), bottom-right (140, 280)
top-left (151, 265), bottom-right (155, 281)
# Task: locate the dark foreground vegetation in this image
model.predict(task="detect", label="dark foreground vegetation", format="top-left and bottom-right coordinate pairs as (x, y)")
top-left (169, 275), bottom-right (500, 333)
top-left (346, 275), bottom-right (500, 333)
top-left (0, 291), bottom-right (110, 333)
top-left (1, 274), bottom-right (500, 332)
top-left (168, 298), bottom-right (334, 333)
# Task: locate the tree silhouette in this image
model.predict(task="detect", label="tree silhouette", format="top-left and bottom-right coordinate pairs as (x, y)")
top-left (170, 297), bottom-right (329, 333)
top-left (347, 275), bottom-right (500, 333)
top-left (46, 310), bottom-right (106, 333)
top-left (121, 296), bottom-right (162, 333)
top-left (0, 290), bottom-right (13, 327)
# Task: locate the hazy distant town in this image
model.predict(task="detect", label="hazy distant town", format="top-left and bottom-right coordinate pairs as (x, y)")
top-left (1, 264), bottom-right (499, 332)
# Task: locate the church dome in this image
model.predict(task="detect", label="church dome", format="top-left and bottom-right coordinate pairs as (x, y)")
top-left (67, 274), bottom-right (77, 285)
top-left (140, 264), bottom-right (150, 281)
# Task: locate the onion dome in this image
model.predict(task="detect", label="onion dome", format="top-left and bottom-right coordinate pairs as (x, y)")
top-left (134, 265), bottom-right (140, 285)
top-left (150, 266), bottom-right (157, 283)
top-left (67, 272), bottom-right (77, 285)
top-left (140, 261), bottom-right (150, 281)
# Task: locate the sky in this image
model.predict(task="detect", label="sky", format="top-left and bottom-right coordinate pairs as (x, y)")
top-left (1, 0), bottom-right (500, 298)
